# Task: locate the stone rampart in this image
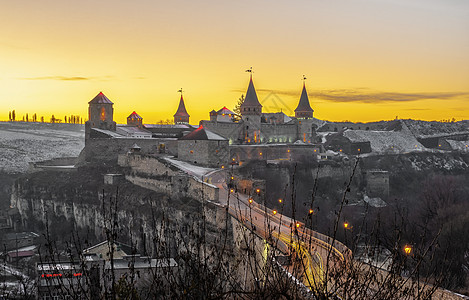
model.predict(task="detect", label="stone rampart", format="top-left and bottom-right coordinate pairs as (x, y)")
top-left (119, 154), bottom-right (219, 203)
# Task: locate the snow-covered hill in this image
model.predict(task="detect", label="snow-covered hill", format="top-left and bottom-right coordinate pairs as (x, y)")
top-left (0, 122), bottom-right (84, 173)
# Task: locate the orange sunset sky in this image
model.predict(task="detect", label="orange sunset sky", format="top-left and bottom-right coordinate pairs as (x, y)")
top-left (1, 0), bottom-right (468, 124)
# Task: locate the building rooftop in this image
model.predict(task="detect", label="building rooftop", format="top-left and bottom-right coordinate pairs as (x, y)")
top-left (89, 92), bottom-right (113, 104)
top-left (127, 111), bottom-right (143, 119)
top-left (174, 95), bottom-right (190, 117)
top-left (3, 232), bottom-right (39, 241)
top-left (179, 126), bottom-right (227, 141)
top-left (294, 83), bottom-right (314, 113)
top-left (116, 125), bottom-right (152, 135)
top-left (241, 75), bottom-right (262, 108)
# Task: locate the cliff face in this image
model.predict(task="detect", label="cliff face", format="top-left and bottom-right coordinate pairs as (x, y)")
top-left (10, 168), bottom-right (223, 256)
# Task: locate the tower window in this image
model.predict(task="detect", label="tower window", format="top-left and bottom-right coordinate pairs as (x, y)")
top-left (100, 107), bottom-right (106, 121)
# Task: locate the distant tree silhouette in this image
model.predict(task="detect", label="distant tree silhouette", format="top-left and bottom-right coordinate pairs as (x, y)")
top-left (64, 116), bottom-right (67, 123)
top-left (25, 113), bottom-right (29, 122)
top-left (8, 111), bottom-right (11, 121)
top-left (40, 116), bottom-right (44, 123)
top-left (233, 94), bottom-right (245, 115)
top-left (12, 110), bottom-right (16, 121)
top-left (33, 113), bottom-right (37, 122)
top-left (50, 115), bottom-right (56, 123)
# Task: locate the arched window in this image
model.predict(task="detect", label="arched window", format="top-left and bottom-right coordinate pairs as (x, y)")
top-left (100, 107), bottom-right (106, 121)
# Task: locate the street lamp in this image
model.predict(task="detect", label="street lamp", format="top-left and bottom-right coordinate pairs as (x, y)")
top-left (343, 222), bottom-right (351, 229)
top-left (272, 210), bottom-right (277, 215)
top-left (404, 245), bottom-right (412, 255)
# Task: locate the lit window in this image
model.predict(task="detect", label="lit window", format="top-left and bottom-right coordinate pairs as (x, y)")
top-left (100, 107), bottom-right (106, 121)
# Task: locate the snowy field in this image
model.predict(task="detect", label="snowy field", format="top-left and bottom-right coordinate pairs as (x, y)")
top-left (0, 122), bottom-right (85, 173)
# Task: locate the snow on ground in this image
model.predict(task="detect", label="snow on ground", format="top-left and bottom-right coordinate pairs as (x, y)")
top-left (0, 122), bottom-right (84, 173)
top-left (403, 119), bottom-right (469, 137)
top-left (164, 157), bottom-right (216, 178)
top-left (447, 140), bottom-right (469, 152)
top-left (344, 129), bottom-right (425, 154)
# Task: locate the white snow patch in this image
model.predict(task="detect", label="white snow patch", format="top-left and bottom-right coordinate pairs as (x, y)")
top-left (164, 157), bottom-right (216, 178)
top-left (344, 130), bottom-right (425, 154)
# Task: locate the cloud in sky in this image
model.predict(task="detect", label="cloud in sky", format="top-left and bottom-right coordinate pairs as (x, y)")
top-left (234, 88), bottom-right (469, 104)
top-left (19, 76), bottom-right (113, 81)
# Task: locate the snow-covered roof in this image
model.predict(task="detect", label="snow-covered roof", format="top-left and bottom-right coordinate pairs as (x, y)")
top-left (164, 157), bottom-right (216, 178)
top-left (447, 139), bottom-right (469, 151)
top-left (144, 124), bottom-right (193, 129)
top-left (343, 130), bottom-right (425, 153)
top-left (116, 125), bottom-right (152, 135)
top-left (91, 128), bottom-right (124, 138)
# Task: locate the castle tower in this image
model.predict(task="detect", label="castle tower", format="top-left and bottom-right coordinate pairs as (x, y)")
top-left (85, 92), bottom-right (117, 140)
top-left (127, 111), bottom-right (143, 128)
top-left (294, 82), bottom-right (314, 119)
top-left (174, 94), bottom-right (190, 124)
top-left (240, 74), bottom-right (262, 118)
top-left (240, 74), bottom-right (263, 143)
top-left (294, 82), bottom-right (316, 142)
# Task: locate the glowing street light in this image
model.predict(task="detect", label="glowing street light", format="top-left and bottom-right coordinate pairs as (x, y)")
top-left (248, 198), bottom-right (253, 204)
top-left (230, 188), bottom-right (234, 193)
top-left (296, 223), bottom-right (300, 228)
top-left (256, 188), bottom-right (260, 194)
top-left (343, 222), bottom-right (350, 229)
top-left (308, 209), bottom-right (314, 215)
top-left (404, 245), bottom-right (412, 255)
top-left (278, 199), bottom-right (282, 203)
top-left (272, 210), bottom-right (277, 215)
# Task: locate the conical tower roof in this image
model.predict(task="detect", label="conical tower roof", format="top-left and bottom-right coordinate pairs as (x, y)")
top-left (294, 83), bottom-right (314, 113)
top-left (89, 92), bottom-right (113, 104)
top-left (127, 111), bottom-right (143, 119)
top-left (174, 95), bottom-right (190, 117)
top-left (241, 75), bottom-right (262, 108)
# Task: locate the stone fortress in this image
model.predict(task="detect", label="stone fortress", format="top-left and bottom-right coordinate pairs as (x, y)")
top-left (82, 74), bottom-right (469, 168)
top-left (83, 75), bottom-right (325, 167)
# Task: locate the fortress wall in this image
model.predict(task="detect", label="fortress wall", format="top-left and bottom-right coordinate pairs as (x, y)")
top-left (200, 121), bottom-right (243, 143)
top-left (260, 123), bottom-right (298, 143)
top-left (84, 138), bottom-right (177, 163)
top-left (178, 140), bottom-right (229, 168)
top-left (118, 154), bottom-right (180, 177)
top-left (119, 154), bottom-right (219, 202)
top-left (230, 144), bottom-right (321, 162)
top-left (365, 171), bottom-right (389, 198)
